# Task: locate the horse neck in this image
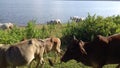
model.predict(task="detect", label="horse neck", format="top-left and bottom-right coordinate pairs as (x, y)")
top-left (35, 43), bottom-right (44, 56)
top-left (0, 46), bottom-right (9, 53)
top-left (14, 40), bottom-right (28, 46)
top-left (44, 41), bottom-right (54, 53)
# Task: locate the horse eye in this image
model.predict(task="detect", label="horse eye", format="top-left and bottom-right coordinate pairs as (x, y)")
top-left (69, 46), bottom-right (75, 50)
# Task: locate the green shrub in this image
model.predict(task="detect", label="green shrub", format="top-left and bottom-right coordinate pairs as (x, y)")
top-left (62, 14), bottom-right (120, 43)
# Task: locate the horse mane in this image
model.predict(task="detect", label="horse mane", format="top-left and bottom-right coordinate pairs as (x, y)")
top-left (38, 39), bottom-right (44, 42)
top-left (13, 39), bottom-right (37, 46)
top-left (44, 37), bottom-right (58, 42)
top-left (0, 45), bottom-right (9, 52)
top-left (44, 38), bottom-right (51, 41)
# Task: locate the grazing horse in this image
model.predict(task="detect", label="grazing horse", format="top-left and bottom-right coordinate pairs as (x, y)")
top-left (47, 19), bottom-right (61, 25)
top-left (21, 37), bottom-right (62, 67)
top-left (70, 16), bottom-right (85, 22)
top-left (0, 39), bottom-right (45, 68)
top-left (43, 37), bottom-right (61, 54)
top-left (39, 37), bottom-right (62, 64)
top-left (0, 22), bottom-right (14, 30)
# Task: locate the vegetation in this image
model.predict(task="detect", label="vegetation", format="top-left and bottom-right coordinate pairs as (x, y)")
top-left (0, 14), bottom-right (120, 68)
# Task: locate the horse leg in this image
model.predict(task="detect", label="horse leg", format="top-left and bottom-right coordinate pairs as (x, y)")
top-left (28, 59), bottom-right (35, 68)
top-left (12, 65), bottom-right (16, 68)
top-left (35, 60), bottom-right (40, 68)
top-left (36, 58), bottom-right (45, 68)
top-left (40, 62), bottom-right (45, 68)
top-left (116, 64), bottom-right (120, 68)
top-left (36, 45), bottom-right (45, 68)
top-left (13, 66), bottom-right (16, 68)
top-left (93, 66), bottom-right (102, 68)
top-left (54, 52), bottom-right (59, 63)
top-left (92, 64), bottom-right (103, 68)
top-left (40, 58), bottom-right (45, 68)
top-left (54, 48), bottom-right (61, 63)
top-left (1, 66), bottom-right (7, 68)
top-left (54, 49), bottom-right (63, 63)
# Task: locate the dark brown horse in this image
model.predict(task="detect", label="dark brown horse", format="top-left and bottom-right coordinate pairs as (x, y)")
top-left (61, 34), bottom-right (120, 68)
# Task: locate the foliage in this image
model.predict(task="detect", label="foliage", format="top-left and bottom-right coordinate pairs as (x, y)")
top-left (62, 14), bottom-right (120, 42)
top-left (0, 14), bottom-right (120, 44)
top-left (0, 14), bottom-right (120, 68)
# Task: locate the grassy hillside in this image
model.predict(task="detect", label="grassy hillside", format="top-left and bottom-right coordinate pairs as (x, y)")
top-left (1, 14), bottom-right (120, 68)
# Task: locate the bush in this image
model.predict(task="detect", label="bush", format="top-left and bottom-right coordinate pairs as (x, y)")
top-left (62, 14), bottom-right (120, 45)
top-left (0, 14), bottom-right (120, 45)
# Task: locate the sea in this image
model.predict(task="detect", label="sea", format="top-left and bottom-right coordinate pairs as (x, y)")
top-left (0, 0), bottom-right (120, 26)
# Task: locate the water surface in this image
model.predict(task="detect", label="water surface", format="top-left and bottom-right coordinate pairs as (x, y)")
top-left (0, 0), bottom-right (120, 25)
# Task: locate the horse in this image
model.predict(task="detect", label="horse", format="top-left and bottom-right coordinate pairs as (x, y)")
top-left (47, 19), bottom-right (61, 25)
top-left (70, 16), bottom-right (85, 22)
top-left (43, 37), bottom-right (61, 54)
top-left (20, 37), bottom-right (62, 67)
top-left (0, 22), bottom-right (14, 30)
top-left (21, 37), bottom-right (62, 54)
top-left (41, 37), bottom-right (62, 66)
top-left (61, 35), bottom-right (120, 68)
top-left (0, 44), bottom-right (9, 68)
top-left (0, 38), bottom-right (45, 68)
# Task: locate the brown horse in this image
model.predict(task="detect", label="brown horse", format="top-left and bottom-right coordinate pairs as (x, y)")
top-left (21, 37), bottom-right (62, 55)
top-left (43, 37), bottom-right (61, 54)
top-left (0, 39), bottom-right (45, 68)
top-left (61, 34), bottom-right (120, 68)
top-left (38, 37), bottom-right (62, 65)
top-left (21, 37), bottom-right (62, 67)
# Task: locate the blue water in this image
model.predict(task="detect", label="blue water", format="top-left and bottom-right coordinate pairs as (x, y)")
top-left (0, 0), bottom-right (120, 26)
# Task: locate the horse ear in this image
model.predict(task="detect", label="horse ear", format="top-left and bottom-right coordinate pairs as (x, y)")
top-left (80, 47), bottom-right (87, 55)
top-left (21, 37), bottom-right (26, 41)
top-left (79, 40), bottom-right (87, 55)
top-left (50, 37), bottom-right (54, 42)
top-left (73, 35), bottom-right (77, 40)
top-left (29, 39), bottom-right (33, 44)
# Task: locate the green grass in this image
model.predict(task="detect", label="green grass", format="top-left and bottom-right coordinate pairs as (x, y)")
top-left (16, 52), bottom-right (117, 68)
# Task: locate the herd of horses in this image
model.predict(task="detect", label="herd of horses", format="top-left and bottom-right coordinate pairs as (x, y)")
top-left (1, 34), bottom-right (120, 68)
